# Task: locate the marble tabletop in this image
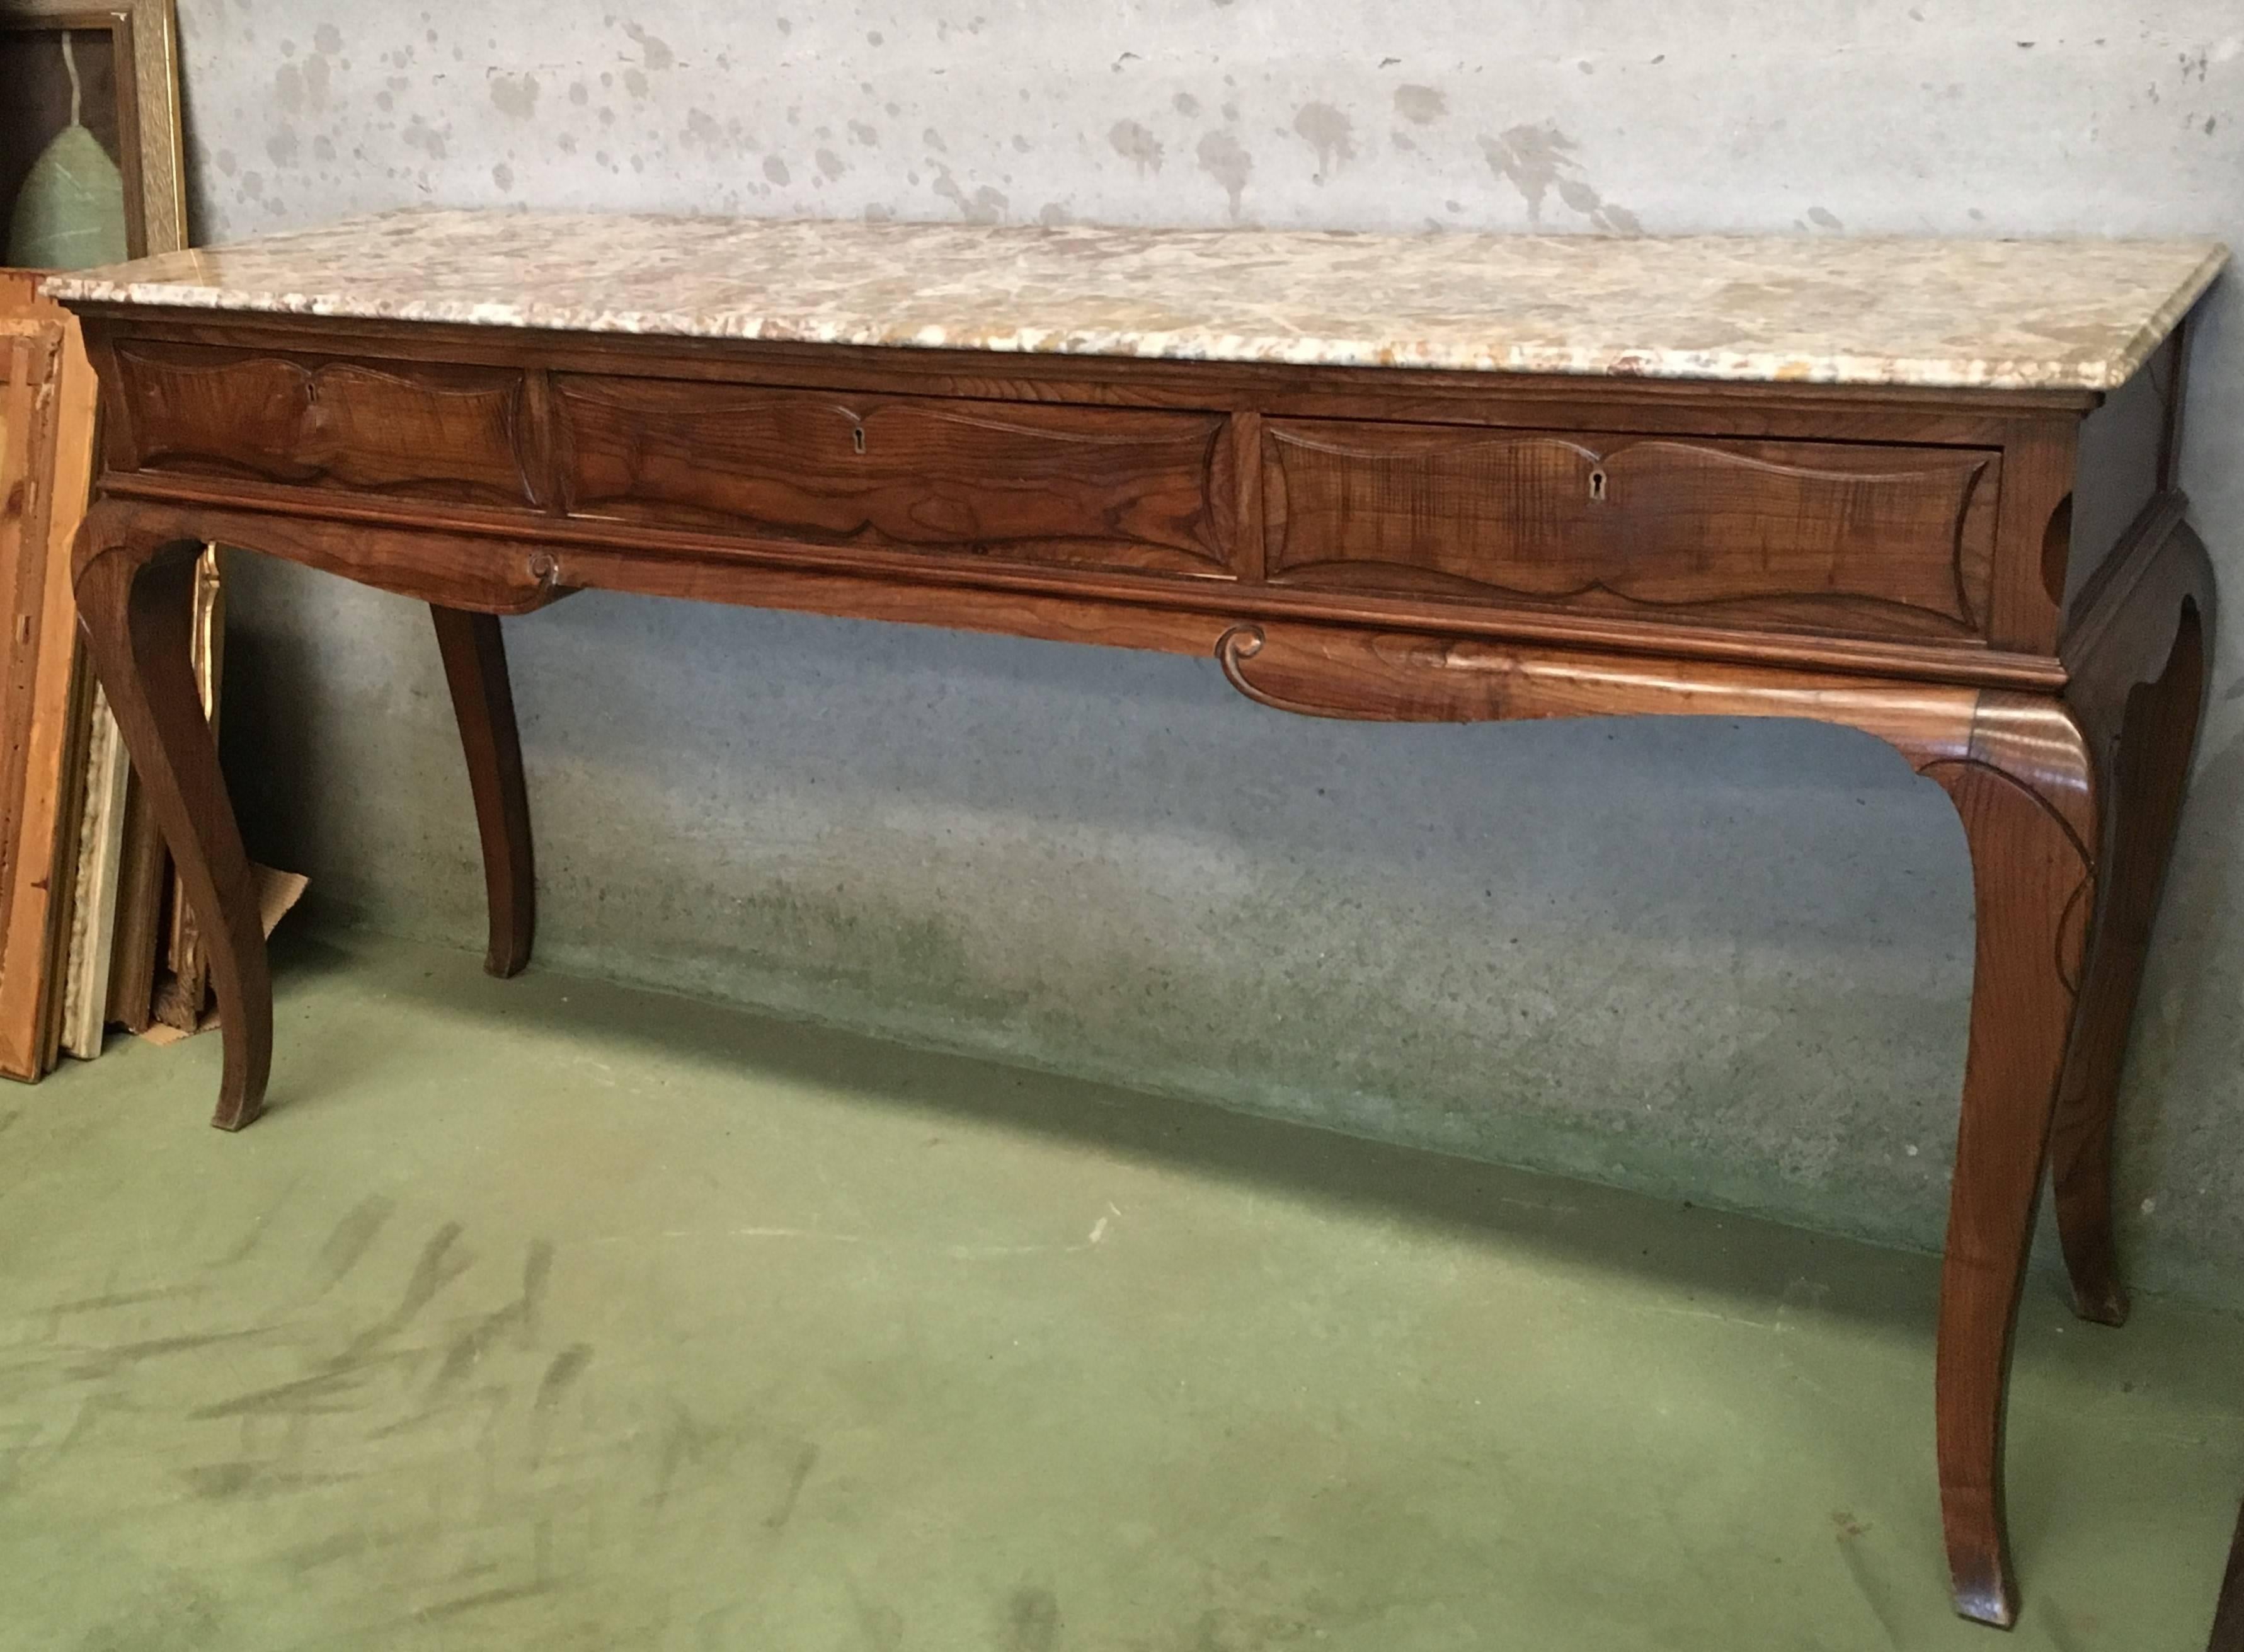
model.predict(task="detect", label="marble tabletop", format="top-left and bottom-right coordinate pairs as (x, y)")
top-left (42, 208), bottom-right (2227, 392)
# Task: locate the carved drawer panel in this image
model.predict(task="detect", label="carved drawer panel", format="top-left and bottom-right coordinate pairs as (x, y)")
top-left (1261, 420), bottom-right (2000, 640)
top-left (111, 344), bottom-right (539, 507)
top-left (554, 376), bottom-right (1237, 577)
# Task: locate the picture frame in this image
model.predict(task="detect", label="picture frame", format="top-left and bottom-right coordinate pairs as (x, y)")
top-left (1, 0), bottom-right (187, 267)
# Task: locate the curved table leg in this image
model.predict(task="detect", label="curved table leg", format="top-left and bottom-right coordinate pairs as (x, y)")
top-left (1215, 624), bottom-right (2107, 1630)
top-left (74, 524), bottom-right (272, 1130)
top-left (1919, 696), bottom-right (2099, 1629)
top-left (430, 605), bottom-right (535, 977)
top-left (2050, 520), bottom-right (2216, 1328)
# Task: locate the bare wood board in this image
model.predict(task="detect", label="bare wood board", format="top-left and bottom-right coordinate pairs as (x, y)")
top-left (0, 309), bottom-right (98, 1080)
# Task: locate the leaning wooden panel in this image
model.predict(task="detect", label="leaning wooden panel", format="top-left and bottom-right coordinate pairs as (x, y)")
top-left (0, 328), bottom-right (47, 1076)
top-left (0, 313), bottom-right (97, 1079)
top-left (1, 275), bottom-right (118, 1065)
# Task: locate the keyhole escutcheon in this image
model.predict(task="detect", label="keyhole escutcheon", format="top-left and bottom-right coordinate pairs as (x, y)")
top-left (851, 425), bottom-right (867, 454)
top-left (1588, 467), bottom-right (1608, 502)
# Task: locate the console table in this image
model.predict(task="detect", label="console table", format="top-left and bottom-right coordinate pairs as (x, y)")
top-left (45, 212), bottom-right (2228, 1628)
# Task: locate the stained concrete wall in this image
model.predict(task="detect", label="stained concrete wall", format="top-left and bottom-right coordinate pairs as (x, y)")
top-left (181, 2), bottom-right (2244, 1306)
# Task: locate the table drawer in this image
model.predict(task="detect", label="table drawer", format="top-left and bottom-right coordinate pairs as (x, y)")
top-left (555, 376), bottom-right (1237, 578)
top-left (109, 343), bottom-right (540, 507)
top-left (1261, 420), bottom-right (2000, 640)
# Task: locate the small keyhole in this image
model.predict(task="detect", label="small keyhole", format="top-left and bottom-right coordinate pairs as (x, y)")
top-left (1588, 468), bottom-right (1608, 502)
top-left (851, 426), bottom-right (866, 454)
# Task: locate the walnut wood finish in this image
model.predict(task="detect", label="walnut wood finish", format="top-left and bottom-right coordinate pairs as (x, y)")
top-left (556, 377), bottom-right (1238, 576)
top-left (430, 606), bottom-right (535, 978)
top-left (1259, 422), bottom-right (1999, 639)
top-left (1928, 696), bottom-right (2098, 1629)
top-left (59, 299), bottom-right (2215, 1631)
top-left (72, 529), bottom-right (268, 1129)
top-left (2049, 500), bottom-right (2217, 1326)
top-left (110, 343), bottom-right (539, 506)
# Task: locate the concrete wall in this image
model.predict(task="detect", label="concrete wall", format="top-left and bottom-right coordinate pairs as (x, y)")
top-left (181, 2), bottom-right (2244, 1305)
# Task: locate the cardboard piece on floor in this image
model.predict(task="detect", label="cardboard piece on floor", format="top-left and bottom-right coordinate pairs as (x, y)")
top-left (135, 864), bottom-right (308, 1047)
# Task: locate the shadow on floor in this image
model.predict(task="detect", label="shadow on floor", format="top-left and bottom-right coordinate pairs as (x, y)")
top-left (267, 921), bottom-right (1955, 1340)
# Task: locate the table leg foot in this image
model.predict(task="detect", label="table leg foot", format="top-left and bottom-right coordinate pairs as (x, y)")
top-left (74, 517), bottom-right (272, 1129)
top-left (430, 605), bottom-right (535, 978)
top-left (1922, 695), bottom-right (2100, 1632)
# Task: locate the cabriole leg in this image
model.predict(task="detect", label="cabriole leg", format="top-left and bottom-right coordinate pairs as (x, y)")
top-left (74, 525), bottom-right (272, 1129)
top-left (2050, 556), bottom-right (2213, 1326)
top-left (430, 605), bottom-right (536, 977)
top-left (1921, 696), bottom-right (2100, 1628)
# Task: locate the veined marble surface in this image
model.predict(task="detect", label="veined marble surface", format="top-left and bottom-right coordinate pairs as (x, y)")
top-left (42, 209), bottom-right (2228, 391)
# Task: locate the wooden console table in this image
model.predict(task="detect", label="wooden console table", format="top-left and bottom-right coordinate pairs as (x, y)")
top-left (45, 212), bottom-right (2228, 1627)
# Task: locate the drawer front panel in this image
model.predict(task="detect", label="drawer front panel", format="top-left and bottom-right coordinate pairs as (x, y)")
top-left (555, 377), bottom-right (1235, 577)
top-left (112, 345), bottom-right (539, 506)
top-left (1262, 421), bottom-right (2000, 638)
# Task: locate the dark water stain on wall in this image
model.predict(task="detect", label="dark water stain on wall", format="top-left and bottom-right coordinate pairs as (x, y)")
top-left (933, 166), bottom-right (1007, 222)
top-left (1292, 101), bottom-right (1355, 181)
top-left (1479, 122), bottom-right (1642, 232)
top-left (489, 72), bottom-right (539, 119)
top-left (1196, 129), bottom-right (1252, 219)
top-left (1108, 118), bottom-right (1163, 174)
top-left (1393, 83), bottom-right (1446, 124)
top-left (622, 21), bottom-right (675, 71)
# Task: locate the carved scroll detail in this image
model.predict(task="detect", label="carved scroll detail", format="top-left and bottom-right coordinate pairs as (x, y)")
top-left (1214, 618), bottom-right (1992, 775)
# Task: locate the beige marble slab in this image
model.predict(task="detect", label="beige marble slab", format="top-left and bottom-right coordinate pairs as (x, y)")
top-left (42, 208), bottom-right (2228, 391)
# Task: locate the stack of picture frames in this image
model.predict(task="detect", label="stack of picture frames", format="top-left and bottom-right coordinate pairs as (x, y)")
top-left (3, 0), bottom-right (299, 1082)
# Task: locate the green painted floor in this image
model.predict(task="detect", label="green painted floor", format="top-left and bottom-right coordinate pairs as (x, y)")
top-left (2, 928), bottom-right (2240, 1650)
